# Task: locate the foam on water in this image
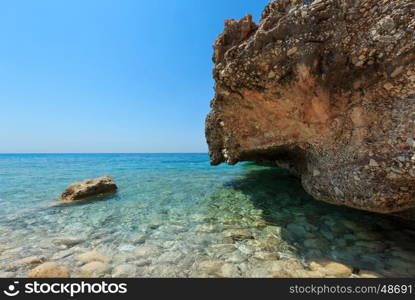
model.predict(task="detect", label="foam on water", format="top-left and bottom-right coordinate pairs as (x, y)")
top-left (0, 154), bottom-right (414, 277)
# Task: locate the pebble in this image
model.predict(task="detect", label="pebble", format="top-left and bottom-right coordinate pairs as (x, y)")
top-left (133, 259), bottom-right (151, 267)
top-left (76, 251), bottom-right (110, 264)
top-left (287, 47), bottom-right (298, 56)
top-left (253, 251), bottom-right (277, 260)
top-left (196, 261), bottom-right (225, 276)
top-left (27, 262), bottom-right (70, 278)
top-left (355, 231), bottom-right (381, 241)
top-left (16, 256), bottom-right (43, 266)
top-left (52, 237), bottom-right (82, 248)
top-left (118, 244), bottom-right (136, 252)
top-left (309, 260), bottom-right (353, 277)
top-left (304, 239), bottom-right (328, 249)
top-left (287, 223), bottom-right (307, 237)
top-left (235, 243), bottom-right (255, 255)
top-left (369, 159), bottom-right (379, 167)
top-left (157, 251), bottom-right (184, 264)
top-left (7, 256), bottom-right (43, 271)
top-left (134, 246), bottom-right (161, 258)
top-left (112, 264), bottom-right (137, 278)
top-left (78, 262), bottom-right (109, 278)
top-left (0, 271), bottom-right (16, 278)
top-left (223, 229), bottom-right (253, 241)
top-left (225, 251), bottom-right (247, 263)
top-left (359, 270), bottom-right (382, 278)
top-left (130, 234), bottom-right (148, 244)
top-left (218, 263), bottom-right (239, 278)
top-left (355, 241), bottom-right (386, 252)
top-left (342, 220), bottom-right (361, 231)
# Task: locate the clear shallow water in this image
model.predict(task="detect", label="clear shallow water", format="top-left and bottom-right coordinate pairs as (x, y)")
top-left (0, 154), bottom-right (414, 278)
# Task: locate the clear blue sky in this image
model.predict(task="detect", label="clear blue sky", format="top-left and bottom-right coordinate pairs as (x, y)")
top-left (0, 0), bottom-right (269, 153)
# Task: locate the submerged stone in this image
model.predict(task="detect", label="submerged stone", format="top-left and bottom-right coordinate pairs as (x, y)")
top-left (76, 251), bottom-right (110, 264)
top-left (27, 262), bottom-right (70, 278)
top-left (78, 262), bottom-right (109, 278)
top-left (308, 260), bottom-right (353, 278)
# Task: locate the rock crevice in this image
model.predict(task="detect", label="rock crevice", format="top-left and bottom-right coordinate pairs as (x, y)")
top-left (206, 0), bottom-right (415, 214)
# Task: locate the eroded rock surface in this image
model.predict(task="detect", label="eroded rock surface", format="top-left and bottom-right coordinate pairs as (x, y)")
top-left (60, 176), bottom-right (117, 202)
top-left (206, 0), bottom-right (415, 214)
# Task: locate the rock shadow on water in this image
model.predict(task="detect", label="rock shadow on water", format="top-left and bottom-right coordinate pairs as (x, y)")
top-left (229, 163), bottom-right (415, 277)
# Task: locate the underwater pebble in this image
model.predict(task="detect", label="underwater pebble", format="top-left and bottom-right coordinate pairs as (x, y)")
top-left (309, 260), bottom-right (353, 277)
top-left (27, 262), bottom-right (70, 278)
top-left (78, 262), bottom-right (109, 278)
top-left (112, 264), bottom-right (137, 278)
top-left (223, 229), bottom-right (254, 241)
top-left (134, 246), bottom-right (161, 258)
top-left (76, 251), bottom-right (110, 264)
top-left (52, 237), bottom-right (83, 248)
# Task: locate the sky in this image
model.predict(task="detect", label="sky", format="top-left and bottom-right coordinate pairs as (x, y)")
top-left (0, 0), bottom-right (269, 153)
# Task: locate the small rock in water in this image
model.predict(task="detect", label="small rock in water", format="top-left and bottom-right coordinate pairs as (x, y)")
top-left (286, 224), bottom-right (307, 237)
top-left (354, 241), bottom-right (386, 252)
top-left (76, 251), bottom-right (110, 264)
top-left (60, 176), bottom-right (117, 202)
top-left (225, 251), bottom-right (248, 263)
top-left (17, 256), bottom-right (43, 266)
top-left (134, 246), bottom-right (161, 258)
top-left (27, 262), bottom-right (70, 278)
top-left (0, 271), bottom-right (15, 278)
top-left (117, 244), bottom-right (136, 252)
top-left (196, 224), bottom-right (217, 233)
top-left (355, 231), bottom-right (381, 241)
top-left (7, 256), bottom-right (43, 271)
top-left (157, 251), bottom-right (184, 264)
top-left (359, 270), bottom-right (383, 278)
top-left (342, 220), bottom-right (361, 231)
top-left (112, 264), bottom-right (137, 278)
top-left (52, 237), bottom-right (83, 248)
top-left (269, 260), bottom-right (305, 278)
top-left (309, 260), bottom-right (353, 277)
top-left (223, 229), bottom-right (254, 241)
top-left (253, 251), bottom-right (277, 261)
top-left (304, 238), bottom-right (328, 249)
top-left (130, 234), bottom-right (148, 244)
top-left (78, 262), bottom-right (109, 278)
top-left (218, 263), bottom-right (240, 278)
top-left (133, 259), bottom-right (151, 267)
top-left (196, 261), bottom-right (225, 276)
top-left (235, 243), bottom-right (255, 255)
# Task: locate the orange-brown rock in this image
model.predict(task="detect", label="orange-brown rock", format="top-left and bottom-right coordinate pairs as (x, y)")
top-left (60, 176), bottom-right (117, 202)
top-left (27, 262), bottom-right (70, 278)
top-left (206, 0), bottom-right (415, 214)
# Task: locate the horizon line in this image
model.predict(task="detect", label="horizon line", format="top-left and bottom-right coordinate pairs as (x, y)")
top-left (0, 152), bottom-right (209, 155)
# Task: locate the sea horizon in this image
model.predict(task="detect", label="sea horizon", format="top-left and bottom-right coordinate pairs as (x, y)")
top-left (0, 152), bottom-right (209, 155)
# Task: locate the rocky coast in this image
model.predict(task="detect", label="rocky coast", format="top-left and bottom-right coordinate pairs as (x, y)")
top-left (206, 0), bottom-right (415, 215)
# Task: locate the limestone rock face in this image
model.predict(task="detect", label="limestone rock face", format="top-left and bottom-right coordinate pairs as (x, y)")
top-left (60, 176), bottom-right (117, 202)
top-left (206, 0), bottom-right (415, 214)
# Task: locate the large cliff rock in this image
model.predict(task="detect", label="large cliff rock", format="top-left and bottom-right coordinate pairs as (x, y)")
top-left (206, 0), bottom-right (415, 214)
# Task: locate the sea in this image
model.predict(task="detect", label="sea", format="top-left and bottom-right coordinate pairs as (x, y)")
top-left (0, 153), bottom-right (414, 278)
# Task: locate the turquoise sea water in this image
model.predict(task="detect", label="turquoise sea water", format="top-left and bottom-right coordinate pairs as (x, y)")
top-left (0, 154), bottom-right (414, 278)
